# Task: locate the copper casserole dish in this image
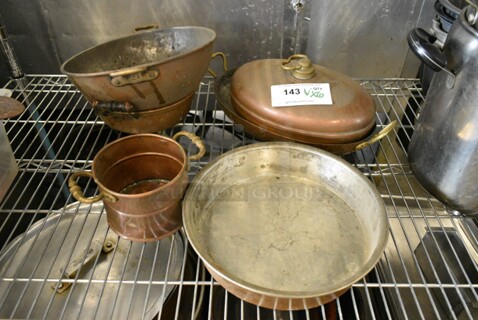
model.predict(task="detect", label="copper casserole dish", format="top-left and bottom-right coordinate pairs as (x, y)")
top-left (230, 55), bottom-right (379, 145)
top-left (216, 67), bottom-right (396, 154)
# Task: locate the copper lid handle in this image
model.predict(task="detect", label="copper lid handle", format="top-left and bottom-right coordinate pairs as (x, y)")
top-left (172, 131), bottom-right (206, 161)
top-left (68, 171), bottom-right (118, 203)
top-left (281, 54), bottom-right (316, 79)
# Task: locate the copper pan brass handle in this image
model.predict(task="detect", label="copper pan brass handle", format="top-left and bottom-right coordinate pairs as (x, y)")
top-left (353, 120), bottom-right (397, 151)
top-left (208, 52), bottom-right (228, 78)
top-left (68, 171), bottom-right (117, 203)
top-left (172, 131), bottom-right (206, 161)
top-left (109, 67), bottom-right (159, 87)
top-left (109, 66), bottom-right (148, 78)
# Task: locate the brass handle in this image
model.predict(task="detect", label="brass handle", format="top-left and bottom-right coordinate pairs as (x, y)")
top-left (172, 131), bottom-right (206, 161)
top-left (109, 66), bottom-right (148, 78)
top-left (281, 54), bottom-right (309, 71)
top-left (68, 171), bottom-right (117, 203)
top-left (208, 52), bottom-right (228, 78)
top-left (353, 120), bottom-right (397, 151)
top-left (281, 54), bottom-right (316, 79)
top-left (52, 237), bottom-right (117, 293)
top-left (109, 66), bottom-right (159, 87)
top-left (133, 24), bottom-right (159, 33)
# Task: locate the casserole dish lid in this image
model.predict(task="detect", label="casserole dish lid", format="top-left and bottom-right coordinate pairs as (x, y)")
top-left (230, 55), bottom-right (376, 144)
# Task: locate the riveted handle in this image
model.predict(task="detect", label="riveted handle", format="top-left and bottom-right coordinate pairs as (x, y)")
top-left (109, 66), bottom-right (159, 87)
top-left (68, 171), bottom-right (117, 203)
top-left (172, 131), bottom-right (206, 161)
top-left (109, 66), bottom-right (148, 78)
top-left (354, 120), bottom-right (397, 151)
top-left (52, 237), bottom-right (117, 293)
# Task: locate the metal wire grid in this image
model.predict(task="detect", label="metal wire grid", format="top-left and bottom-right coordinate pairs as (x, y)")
top-left (0, 75), bottom-right (476, 319)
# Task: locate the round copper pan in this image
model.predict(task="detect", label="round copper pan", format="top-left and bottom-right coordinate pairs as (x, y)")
top-left (214, 69), bottom-right (395, 155)
top-left (97, 92), bottom-right (194, 133)
top-left (183, 143), bottom-right (389, 310)
top-left (68, 132), bottom-right (205, 242)
top-left (230, 57), bottom-right (376, 144)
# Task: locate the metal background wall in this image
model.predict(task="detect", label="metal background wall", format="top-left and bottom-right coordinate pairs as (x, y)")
top-left (0, 0), bottom-right (436, 85)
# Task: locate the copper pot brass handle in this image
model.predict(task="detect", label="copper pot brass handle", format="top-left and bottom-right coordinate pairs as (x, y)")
top-left (68, 171), bottom-right (118, 203)
top-left (52, 237), bottom-right (117, 293)
top-left (109, 67), bottom-right (159, 87)
top-left (353, 120), bottom-right (397, 151)
top-left (172, 131), bottom-right (206, 161)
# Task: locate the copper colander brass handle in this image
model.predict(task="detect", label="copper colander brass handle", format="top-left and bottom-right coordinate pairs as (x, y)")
top-left (109, 66), bottom-right (148, 78)
top-left (109, 67), bottom-right (159, 87)
top-left (172, 131), bottom-right (206, 161)
top-left (68, 171), bottom-right (117, 203)
top-left (354, 120), bottom-right (398, 151)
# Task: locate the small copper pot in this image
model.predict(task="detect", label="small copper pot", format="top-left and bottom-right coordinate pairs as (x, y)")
top-left (68, 132), bottom-right (205, 242)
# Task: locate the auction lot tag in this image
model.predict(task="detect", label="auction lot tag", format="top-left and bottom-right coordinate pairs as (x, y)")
top-left (270, 83), bottom-right (333, 107)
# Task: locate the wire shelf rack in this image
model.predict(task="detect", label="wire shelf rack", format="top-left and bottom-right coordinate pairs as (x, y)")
top-left (0, 75), bottom-right (477, 319)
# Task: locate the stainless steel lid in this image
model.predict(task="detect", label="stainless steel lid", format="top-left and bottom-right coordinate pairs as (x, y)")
top-left (0, 202), bottom-right (184, 319)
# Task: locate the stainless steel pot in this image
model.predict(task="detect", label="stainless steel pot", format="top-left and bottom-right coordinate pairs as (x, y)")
top-left (407, 4), bottom-right (478, 215)
top-left (182, 142), bottom-right (389, 310)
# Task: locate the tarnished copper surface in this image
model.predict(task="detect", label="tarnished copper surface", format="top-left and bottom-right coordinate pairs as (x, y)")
top-left (94, 134), bottom-right (190, 242)
top-left (68, 134), bottom-right (192, 242)
top-left (96, 92), bottom-right (194, 133)
top-left (0, 96), bottom-right (25, 119)
top-left (183, 143), bottom-right (389, 310)
top-left (215, 69), bottom-right (376, 154)
top-left (61, 26), bottom-right (215, 112)
top-left (230, 58), bottom-right (376, 144)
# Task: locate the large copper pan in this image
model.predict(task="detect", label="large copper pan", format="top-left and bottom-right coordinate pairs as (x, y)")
top-left (214, 69), bottom-right (396, 154)
top-left (182, 142), bottom-right (389, 310)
